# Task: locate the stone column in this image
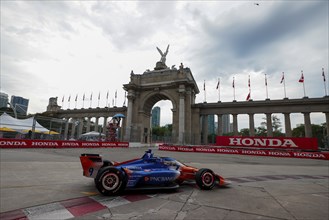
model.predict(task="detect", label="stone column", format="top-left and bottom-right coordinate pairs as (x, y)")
top-left (248, 113), bottom-right (255, 136)
top-left (325, 112), bottom-right (329, 138)
top-left (284, 113), bottom-right (292, 137)
top-left (191, 108), bottom-right (200, 145)
top-left (77, 118), bottom-right (83, 138)
top-left (217, 114), bottom-right (223, 136)
top-left (266, 113), bottom-right (273, 137)
top-left (94, 117), bottom-right (99, 132)
top-left (178, 86), bottom-right (185, 144)
top-left (103, 117), bottom-right (108, 135)
top-left (232, 114), bottom-right (238, 136)
top-left (70, 118), bottom-right (76, 139)
top-left (202, 115), bottom-right (208, 144)
top-left (125, 91), bottom-right (134, 141)
top-left (86, 117), bottom-right (91, 132)
top-left (64, 118), bottom-right (69, 140)
top-left (303, 112), bottom-right (312, 137)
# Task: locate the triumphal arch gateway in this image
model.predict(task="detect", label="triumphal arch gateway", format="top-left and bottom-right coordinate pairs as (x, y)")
top-left (46, 46), bottom-right (329, 145)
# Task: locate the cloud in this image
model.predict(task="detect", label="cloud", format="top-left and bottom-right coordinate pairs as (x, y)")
top-left (0, 1), bottom-right (327, 128)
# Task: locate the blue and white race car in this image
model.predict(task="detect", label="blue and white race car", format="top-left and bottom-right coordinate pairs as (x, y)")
top-left (80, 149), bottom-right (229, 195)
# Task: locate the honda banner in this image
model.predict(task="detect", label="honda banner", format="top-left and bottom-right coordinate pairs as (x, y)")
top-left (216, 136), bottom-right (318, 151)
top-left (0, 139), bottom-right (129, 148)
top-left (159, 145), bottom-right (329, 160)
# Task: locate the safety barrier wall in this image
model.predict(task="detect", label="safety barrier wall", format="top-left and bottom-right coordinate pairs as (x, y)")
top-left (216, 136), bottom-right (318, 151)
top-left (0, 138), bottom-right (129, 148)
top-left (158, 144), bottom-right (329, 160)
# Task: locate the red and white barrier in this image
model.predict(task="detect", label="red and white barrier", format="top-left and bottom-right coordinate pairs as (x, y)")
top-left (0, 138), bottom-right (129, 148)
top-left (158, 145), bottom-right (329, 160)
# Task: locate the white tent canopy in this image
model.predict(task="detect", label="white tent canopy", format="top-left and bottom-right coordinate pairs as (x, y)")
top-left (0, 112), bottom-right (51, 134)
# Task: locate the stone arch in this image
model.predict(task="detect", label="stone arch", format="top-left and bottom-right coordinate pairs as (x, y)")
top-left (140, 91), bottom-right (177, 114)
top-left (123, 68), bottom-right (199, 144)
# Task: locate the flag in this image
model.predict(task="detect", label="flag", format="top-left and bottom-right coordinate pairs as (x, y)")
top-left (265, 74), bottom-right (268, 86)
top-left (232, 78), bottom-right (235, 88)
top-left (90, 93), bottom-right (93, 101)
top-left (75, 94), bottom-right (78, 101)
top-left (106, 91), bottom-right (109, 99)
top-left (280, 72), bottom-right (284, 84)
top-left (216, 78), bottom-right (220, 90)
top-left (246, 92), bottom-right (250, 101)
top-left (299, 71), bottom-right (304, 83)
top-left (248, 75), bottom-right (250, 87)
top-left (83, 93), bottom-right (85, 101)
top-left (203, 80), bottom-right (205, 91)
top-left (115, 90), bottom-right (117, 98)
top-left (322, 68), bottom-right (326, 82)
top-left (62, 95), bottom-right (64, 103)
top-left (68, 95), bottom-right (71, 102)
top-left (98, 92), bottom-right (100, 100)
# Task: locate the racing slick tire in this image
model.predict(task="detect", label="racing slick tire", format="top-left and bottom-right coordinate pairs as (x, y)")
top-left (195, 168), bottom-right (216, 190)
top-left (95, 167), bottom-right (127, 196)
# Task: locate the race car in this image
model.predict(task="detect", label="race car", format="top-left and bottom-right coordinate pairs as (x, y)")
top-left (80, 149), bottom-right (229, 195)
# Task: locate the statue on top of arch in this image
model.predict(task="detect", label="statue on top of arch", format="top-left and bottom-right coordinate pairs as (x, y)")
top-left (154, 44), bottom-right (170, 70)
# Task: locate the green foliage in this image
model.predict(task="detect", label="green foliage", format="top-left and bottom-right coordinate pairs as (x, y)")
top-left (152, 124), bottom-right (172, 137)
top-left (292, 123), bottom-right (328, 148)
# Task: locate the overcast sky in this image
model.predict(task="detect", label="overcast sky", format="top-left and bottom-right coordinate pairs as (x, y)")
top-left (1, 1), bottom-right (328, 130)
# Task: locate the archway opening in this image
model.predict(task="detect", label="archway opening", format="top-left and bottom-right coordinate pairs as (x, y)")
top-left (150, 100), bottom-right (173, 144)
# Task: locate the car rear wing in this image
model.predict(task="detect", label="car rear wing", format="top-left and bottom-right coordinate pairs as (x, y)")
top-left (80, 154), bottom-right (103, 178)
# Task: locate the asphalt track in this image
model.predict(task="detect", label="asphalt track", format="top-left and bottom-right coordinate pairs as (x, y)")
top-left (0, 147), bottom-right (328, 220)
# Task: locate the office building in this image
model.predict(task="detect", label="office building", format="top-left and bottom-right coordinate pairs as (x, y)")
top-left (10, 95), bottom-right (29, 116)
top-left (0, 92), bottom-right (9, 108)
top-left (208, 115), bottom-right (215, 134)
top-left (151, 106), bottom-right (160, 127)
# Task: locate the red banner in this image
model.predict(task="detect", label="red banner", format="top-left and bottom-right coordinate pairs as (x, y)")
top-left (0, 139), bottom-right (129, 148)
top-left (159, 145), bottom-right (329, 160)
top-left (216, 136), bottom-right (318, 151)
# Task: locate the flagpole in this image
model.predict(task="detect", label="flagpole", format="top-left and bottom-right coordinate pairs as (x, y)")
top-left (98, 92), bottom-right (100, 107)
top-left (68, 95), bottom-right (71, 109)
top-left (248, 75), bottom-right (251, 100)
top-left (203, 80), bottom-right (206, 103)
top-left (301, 70), bottom-right (306, 97)
top-left (323, 68), bottom-right (327, 96)
top-left (123, 91), bottom-right (127, 106)
top-left (216, 77), bottom-right (220, 102)
top-left (82, 93), bottom-right (85, 108)
top-left (283, 72), bottom-right (287, 98)
top-left (106, 91), bottom-right (109, 107)
top-left (115, 90), bottom-right (117, 107)
top-left (233, 77), bottom-right (236, 101)
top-left (265, 74), bottom-right (269, 99)
top-left (217, 78), bottom-right (220, 102)
top-left (75, 94), bottom-right (78, 109)
top-left (90, 92), bottom-right (92, 108)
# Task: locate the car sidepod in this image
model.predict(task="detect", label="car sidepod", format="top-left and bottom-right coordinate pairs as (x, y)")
top-left (125, 168), bottom-right (180, 188)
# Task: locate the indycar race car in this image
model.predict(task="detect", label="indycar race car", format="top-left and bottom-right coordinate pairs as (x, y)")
top-left (80, 149), bottom-right (229, 195)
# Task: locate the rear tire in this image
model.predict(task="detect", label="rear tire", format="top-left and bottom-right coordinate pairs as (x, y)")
top-left (195, 168), bottom-right (216, 190)
top-left (95, 167), bottom-right (126, 196)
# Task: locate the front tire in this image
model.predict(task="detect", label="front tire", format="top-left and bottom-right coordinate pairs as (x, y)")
top-left (95, 167), bottom-right (126, 196)
top-left (195, 168), bottom-right (216, 190)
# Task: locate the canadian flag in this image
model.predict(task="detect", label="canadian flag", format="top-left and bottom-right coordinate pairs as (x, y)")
top-left (299, 71), bottom-right (304, 83)
top-left (216, 79), bottom-right (220, 89)
top-left (280, 72), bottom-right (284, 84)
top-left (246, 92), bottom-right (250, 101)
top-left (322, 68), bottom-right (326, 82)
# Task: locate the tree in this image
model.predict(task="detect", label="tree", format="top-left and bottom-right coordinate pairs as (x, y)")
top-left (257, 115), bottom-right (283, 137)
top-left (292, 123), bottom-right (328, 148)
